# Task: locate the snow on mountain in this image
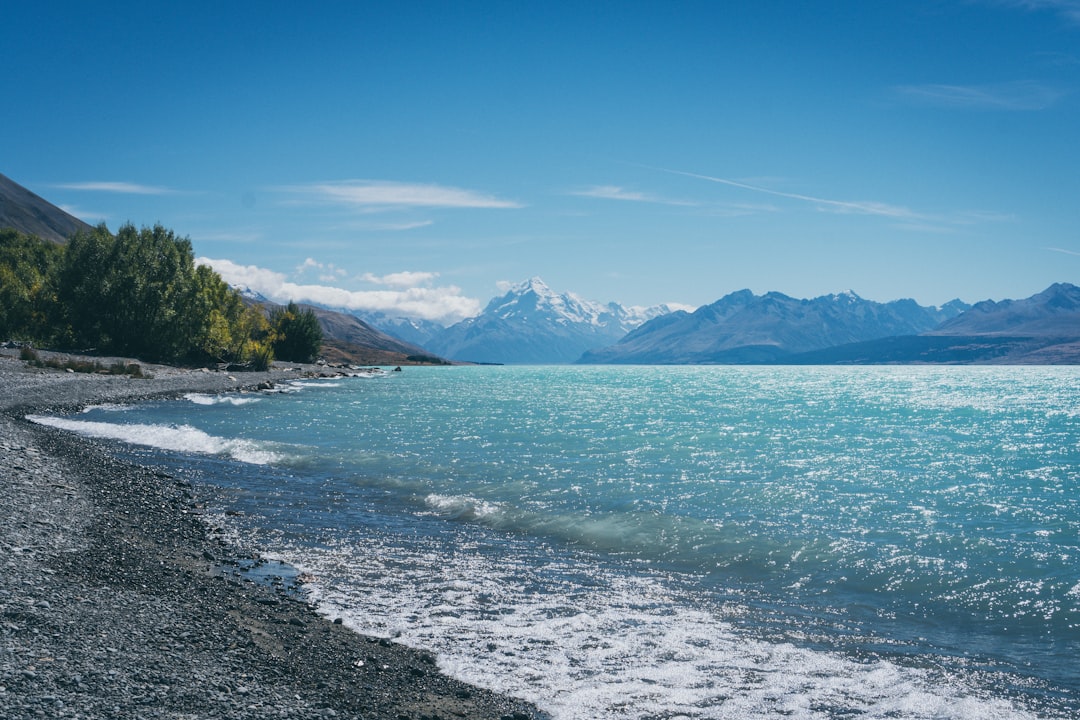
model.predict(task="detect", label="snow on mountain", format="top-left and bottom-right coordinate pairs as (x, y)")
top-left (343, 309), bottom-right (446, 348)
top-left (236, 285), bottom-right (272, 303)
top-left (579, 288), bottom-right (968, 364)
top-left (425, 277), bottom-right (673, 364)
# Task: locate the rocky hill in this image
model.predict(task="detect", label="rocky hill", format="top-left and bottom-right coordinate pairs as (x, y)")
top-left (0, 173), bottom-right (92, 243)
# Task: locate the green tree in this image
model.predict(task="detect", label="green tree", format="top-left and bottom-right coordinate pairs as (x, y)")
top-left (54, 222), bottom-right (260, 363)
top-left (0, 229), bottom-right (62, 343)
top-left (270, 301), bottom-right (322, 363)
top-left (56, 223), bottom-right (199, 358)
top-left (5, 220), bottom-right (274, 368)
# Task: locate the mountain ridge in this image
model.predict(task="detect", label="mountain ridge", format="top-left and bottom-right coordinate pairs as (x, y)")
top-left (579, 289), bottom-right (967, 364)
top-left (0, 173), bottom-right (93, 243)
top-left (424, 277), bottom-right (674, 364)
top-left (5, 172), bottom-right (1077, 365)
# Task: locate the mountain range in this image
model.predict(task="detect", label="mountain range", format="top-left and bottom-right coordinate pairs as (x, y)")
top-left (3, 171), bottom-right (1079, 365)
top-left (579, 289), bottom-right (970, 364)
top-left (420, 277), bottom-right (674, 364)
top-left (780, 283), bottom-right (1080, 365)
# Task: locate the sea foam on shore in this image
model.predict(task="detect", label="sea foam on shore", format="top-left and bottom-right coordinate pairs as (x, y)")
top-left (0, 352), bottom-right (543, 720)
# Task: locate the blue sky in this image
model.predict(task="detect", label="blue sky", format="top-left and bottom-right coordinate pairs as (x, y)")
top-left (3, 1), bottom-right (1079, 323)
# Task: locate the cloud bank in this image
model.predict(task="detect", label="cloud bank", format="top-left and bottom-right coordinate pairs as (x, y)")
top-left (198, 257), bottom-right (481, 324)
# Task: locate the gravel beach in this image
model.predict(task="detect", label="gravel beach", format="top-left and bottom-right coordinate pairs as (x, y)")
top-left (0, 350), bottom-right (543, 720)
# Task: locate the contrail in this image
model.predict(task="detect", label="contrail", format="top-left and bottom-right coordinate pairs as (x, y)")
top-left (649, 165), bottom-right (918, 219)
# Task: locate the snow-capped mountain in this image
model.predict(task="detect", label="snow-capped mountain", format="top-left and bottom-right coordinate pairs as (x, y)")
top-left (579, 288), bottom-right (969, 364)
top-left (235, 285), bottom-right (272, 304)
top-left (341, 309), bottom-right (446, 348)
top-left (424, 277), bottom-right (674, 364)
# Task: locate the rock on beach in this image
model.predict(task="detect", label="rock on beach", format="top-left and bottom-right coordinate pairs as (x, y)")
top-left (0, 350), bottom-right (544, 720)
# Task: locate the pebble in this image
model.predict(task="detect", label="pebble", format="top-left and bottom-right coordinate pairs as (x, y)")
top-left (0, 357), bottom-right (544, 720)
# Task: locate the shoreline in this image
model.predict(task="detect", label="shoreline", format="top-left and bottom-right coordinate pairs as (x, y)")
top-left (0, 352), bottom-right (543, 719)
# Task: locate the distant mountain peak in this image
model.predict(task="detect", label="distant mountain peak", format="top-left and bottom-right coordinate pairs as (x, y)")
top-left (931, 282), bottom-right (1080, 337)
top-left (427, 277), bottom-right (676, 364)
top-left (830, 289), bottom-right (862, 302)
top-left (580, 288), bottom-right (967, 364)
top-left (519, 276), bottom-right (553, 294)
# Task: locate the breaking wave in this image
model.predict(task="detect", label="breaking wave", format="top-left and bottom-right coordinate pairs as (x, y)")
top-left (27, 415), bottom-right (284, 465)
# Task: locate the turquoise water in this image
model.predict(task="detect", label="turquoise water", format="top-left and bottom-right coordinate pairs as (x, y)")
top-left (36, 366), bottom-right (1080, 718)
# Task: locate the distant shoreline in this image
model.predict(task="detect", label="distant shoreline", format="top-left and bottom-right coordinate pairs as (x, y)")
top-left (0, 351), bottom-right (543, 719)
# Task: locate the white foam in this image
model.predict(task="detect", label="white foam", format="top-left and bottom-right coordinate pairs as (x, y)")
top-left (424, 494), bottom-right (504, 522)
top-left (81, 403), bottom-right (132, 413)
top-left (183, 392), bottom-right (261, 406)
top-left (289, 380), bottom-right (343, 388)
top-left (285, 536), bottom-right (1045, 720)
top-left (27, 415), bottom-right (282, 465)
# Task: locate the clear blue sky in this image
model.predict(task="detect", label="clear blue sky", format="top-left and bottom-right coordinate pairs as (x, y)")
top-left (4, 1), bottom-right (1079, 322)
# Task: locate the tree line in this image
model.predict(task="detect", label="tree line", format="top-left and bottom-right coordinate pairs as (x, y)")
top-left (0, 223), bottom-right (321, 367)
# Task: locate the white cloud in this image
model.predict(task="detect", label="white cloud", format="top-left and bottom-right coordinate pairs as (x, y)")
top-left (278, 180), bottom-right (522, 210)
top-left (659, 167), bottom-right (919, 219)
top-left (571, 185), bottom-right (696, 206)
top-left (654, 165), bottom-right (1018, 233)
top-left (1045, 246), bottom-right (1080, 257)
top-left (295, 257), bottom-right (349, 283)
top-left (892, 81), bottom-right (1066, 111)
top-left (198, 257), bottom-right (480, 324)
top-left (296, 258), bottom-right (322, 273)
top-left (53, 181), bottom-right (181, 195)
top-left (360, 271), bottom-right (440, 288)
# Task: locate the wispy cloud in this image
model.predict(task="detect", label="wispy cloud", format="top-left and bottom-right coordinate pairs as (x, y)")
top-left (199, 257), bottom-right (479, 324)
top-left (278, 180), bottom-right (522, 210)
top-left (571, 185), bottom-right (696, 206)
top-left (364, 220), bottom-right (435, 231)
top-left (655, 166), bottom-right (1017, 231)
top-left (53, 181), bottom-right (181, 195)
top-left (893, 81), bottom-right (1066, 110)
top-left (656, 167), bottom-right (919, 219)
top-left (1045, 246), bottom-right (1080, 256)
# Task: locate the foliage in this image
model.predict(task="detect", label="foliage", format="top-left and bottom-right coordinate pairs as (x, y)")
top-left (406, 353), bottom-right (451, 365)
top-left (0, 222), bottom-right (281, 368)
top-left (269, 301), bottom-right (322, 363)
top-left (55, 223), bottom-right (204, 360)
top-left (0, 229), bottom-right (63, 343)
